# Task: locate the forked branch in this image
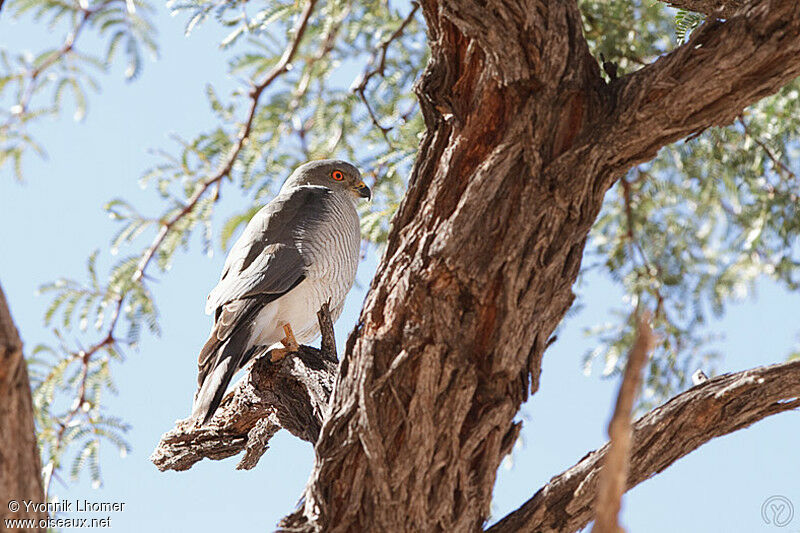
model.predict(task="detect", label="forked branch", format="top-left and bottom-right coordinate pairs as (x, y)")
top-left (572, 0), bottom-right (800, 191)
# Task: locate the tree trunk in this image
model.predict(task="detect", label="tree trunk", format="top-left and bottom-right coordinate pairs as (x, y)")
top-left (281, 1), bottom-right (800, 530)
top-left (0, 283), bottom-right (46, 531)
top-left (277, 1), bottom-right (800, 530)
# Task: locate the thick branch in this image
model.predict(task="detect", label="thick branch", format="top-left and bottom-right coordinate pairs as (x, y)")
top-left (0, 283), bottom-right (46, 529)
top-left (488, 359), bottom-right (800, 533)
top-left (151, 305), bottom-right (337, 472)
top-left (587, 0), bottom-right (800, 183)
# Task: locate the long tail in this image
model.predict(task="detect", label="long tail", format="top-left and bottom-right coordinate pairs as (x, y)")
top-left (191, 355), bottom-right (234, 424)
top-left (192, 322), bottom-right (254, 424)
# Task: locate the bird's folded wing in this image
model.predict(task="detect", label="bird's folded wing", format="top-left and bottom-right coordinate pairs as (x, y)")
top-left (206, 244), bottom-right (305, 313)
top-left (204, 186), bottom-right (332, 316)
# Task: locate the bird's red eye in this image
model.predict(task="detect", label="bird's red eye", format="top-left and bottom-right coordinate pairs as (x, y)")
top-left (332, 170), bottom-right (344, 181)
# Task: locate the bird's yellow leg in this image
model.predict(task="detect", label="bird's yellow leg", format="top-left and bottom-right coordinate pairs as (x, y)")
top-left (271, 323), bottom-right (300, 362)
top-left (281, 323), bottom-right (300, 351)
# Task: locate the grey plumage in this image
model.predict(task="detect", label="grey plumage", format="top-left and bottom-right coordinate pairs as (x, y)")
top-left (192, 160), bottom-right (369, 424)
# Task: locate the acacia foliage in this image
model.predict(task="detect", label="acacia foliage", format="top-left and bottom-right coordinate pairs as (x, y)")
top-left (0, 0), bottom-right (157, 180)
top-left (2, 0), bottom-right (799, 494)
top-left (580, 0), bottom-right (800, 405)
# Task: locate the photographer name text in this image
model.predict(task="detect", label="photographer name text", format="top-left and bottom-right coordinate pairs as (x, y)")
top-left (18, 499), bottom-right (125, 514)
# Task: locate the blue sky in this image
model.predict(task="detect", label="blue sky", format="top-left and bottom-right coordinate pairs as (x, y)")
top-left (1, 4), bottom-right (799, 532)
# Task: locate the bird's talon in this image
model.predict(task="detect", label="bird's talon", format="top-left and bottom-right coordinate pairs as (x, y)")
top-left (281, 323), bottom-right (300, 352)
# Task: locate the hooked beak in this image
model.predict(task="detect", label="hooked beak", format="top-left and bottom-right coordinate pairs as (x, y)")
top-left (354, 181), bottom-right (372, 200)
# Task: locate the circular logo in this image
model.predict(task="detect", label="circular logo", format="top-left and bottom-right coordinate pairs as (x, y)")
top-left (762, 495), bottom-right (794, 528)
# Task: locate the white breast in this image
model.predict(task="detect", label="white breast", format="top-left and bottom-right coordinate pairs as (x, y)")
top-left (249, 191), bottom-right (361, 348)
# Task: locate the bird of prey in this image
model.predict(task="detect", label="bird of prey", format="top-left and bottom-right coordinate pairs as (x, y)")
top-left (191, 159), bottom-right (371, 424)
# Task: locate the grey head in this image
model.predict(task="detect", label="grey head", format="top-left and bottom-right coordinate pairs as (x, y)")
top-left (280, 159), bottom-right (371, 200)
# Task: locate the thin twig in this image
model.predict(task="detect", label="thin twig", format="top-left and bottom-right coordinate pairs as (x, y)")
top-left (350, 2), bottom-right (420, 144)
top-left (43, 331), bottom-right (115, 499)
top-left (357, 92), bottom-right (394, 145)
top-left (592, 313), bottom-right (653, 533)
top-left (0, 3), bottom-right (108, 135)
top-left (281, 4), bottom-right (348, 155)
top-left (352, 2), bottom-right (420, 94)
top-left (738, 117), bottom-right (800, 201)
top-left (738, 117), bottom-right (796, 178)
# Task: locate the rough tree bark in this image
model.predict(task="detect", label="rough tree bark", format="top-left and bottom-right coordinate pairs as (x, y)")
top-left (0, 283), bottom-right (46, 530)
top-left (149, 0), bottom-right (800, 531)
top-left (277, 1), bottom-right (800, 531)
top-left (591, 315), bottom-right (653, 533)
top-left (664, 0), bottom-right (744, 17)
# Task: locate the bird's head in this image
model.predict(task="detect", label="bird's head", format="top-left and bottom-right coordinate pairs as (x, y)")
top-left (282, 159), bottom-right (371, 201)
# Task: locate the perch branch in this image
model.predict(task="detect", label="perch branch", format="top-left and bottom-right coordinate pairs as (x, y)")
top-left (151, 303), bottom-right (338, 472)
